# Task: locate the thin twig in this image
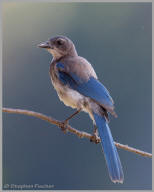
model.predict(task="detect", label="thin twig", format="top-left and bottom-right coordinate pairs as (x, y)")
top-left (2, 107), bottom-right (152, 158)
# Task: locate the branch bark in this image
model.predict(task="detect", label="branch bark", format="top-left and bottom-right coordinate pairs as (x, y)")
top-left (2, 107), bottom-right (152, 158)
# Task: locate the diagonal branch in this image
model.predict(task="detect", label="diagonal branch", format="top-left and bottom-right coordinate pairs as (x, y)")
top-left (2, 107), bottom-right (152, 158)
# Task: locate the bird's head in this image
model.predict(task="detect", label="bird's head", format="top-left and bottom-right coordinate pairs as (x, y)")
top-left (38, 35), bottom-right (77, 60)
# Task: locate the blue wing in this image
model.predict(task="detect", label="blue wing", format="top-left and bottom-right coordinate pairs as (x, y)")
top-left (56, 62), bottom-right (115, 113)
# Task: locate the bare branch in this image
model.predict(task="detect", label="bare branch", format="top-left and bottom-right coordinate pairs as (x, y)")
top-left (2, 107), bottom-right (152, 158)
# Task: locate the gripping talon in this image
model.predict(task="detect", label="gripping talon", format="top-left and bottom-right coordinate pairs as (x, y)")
top-left (90, 135), bottom-right (100, 144)
top-left (90, 125), bottom-right (100, 144)
top-left (60, 120), bottom-right (69, 133)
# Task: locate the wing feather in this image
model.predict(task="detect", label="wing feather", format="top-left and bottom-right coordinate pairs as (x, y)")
top-left (56, 62), bottom-right (116, 115)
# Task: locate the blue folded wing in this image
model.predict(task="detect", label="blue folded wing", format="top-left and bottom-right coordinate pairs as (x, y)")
top-left (56, 62), bottom-right (114, 112)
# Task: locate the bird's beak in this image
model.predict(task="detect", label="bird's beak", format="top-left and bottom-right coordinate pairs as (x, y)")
top-left (37, 41), bottom-right (51, 49)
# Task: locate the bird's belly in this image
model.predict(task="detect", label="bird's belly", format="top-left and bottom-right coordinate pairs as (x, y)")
top-left (53, 82), bottom-right (84, 109)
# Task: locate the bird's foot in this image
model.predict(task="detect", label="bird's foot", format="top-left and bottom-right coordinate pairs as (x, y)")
top-left (90, 134), bottom-right (100, 144)
top-left (90, 125), bottom-right (100, 144)
top-left (59, 120), bottom-right (69, 134)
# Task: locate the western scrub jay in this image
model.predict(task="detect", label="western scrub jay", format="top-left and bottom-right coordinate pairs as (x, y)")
top-left (38, 35), bottom-right (124, 183)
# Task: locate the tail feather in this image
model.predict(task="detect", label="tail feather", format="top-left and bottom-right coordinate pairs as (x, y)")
top-left (93, 112), bottom-right (124, 183)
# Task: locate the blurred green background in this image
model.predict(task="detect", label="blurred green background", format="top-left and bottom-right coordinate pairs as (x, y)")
top-left (2, 2), bottom-right (152, 190)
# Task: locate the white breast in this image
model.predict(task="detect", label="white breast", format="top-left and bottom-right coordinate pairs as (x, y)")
top-left (52, 80), bottom-right (84, 109)
top-left (51, 77), bottom-right (95, 122)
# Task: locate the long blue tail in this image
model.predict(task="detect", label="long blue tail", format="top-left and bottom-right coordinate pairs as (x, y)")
top-left (93, 112), bottom-right (124, 183)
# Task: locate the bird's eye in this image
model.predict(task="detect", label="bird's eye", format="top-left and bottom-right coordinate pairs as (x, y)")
top-left (56, 39), bottom-right (64, 46)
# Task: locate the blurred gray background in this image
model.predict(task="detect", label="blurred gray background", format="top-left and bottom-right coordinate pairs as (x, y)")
top-left (2, 2), bottom-right (152, 190)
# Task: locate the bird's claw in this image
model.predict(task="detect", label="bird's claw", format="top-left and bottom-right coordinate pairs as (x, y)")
top-left (90, 134), bottom-right (100, 144)
top-left (59, 120), bottom-right (69, 133)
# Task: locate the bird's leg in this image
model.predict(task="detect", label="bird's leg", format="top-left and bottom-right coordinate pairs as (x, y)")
top-left (60, 108), bottom-right (81, 133)
top-left (90, 124), bottom-right (100, 144)
top-left (64, 108), bottom-right (82, 123)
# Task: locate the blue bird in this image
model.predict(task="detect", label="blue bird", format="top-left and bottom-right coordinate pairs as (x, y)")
top-left (38, 35), bottom-right (124, 183)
